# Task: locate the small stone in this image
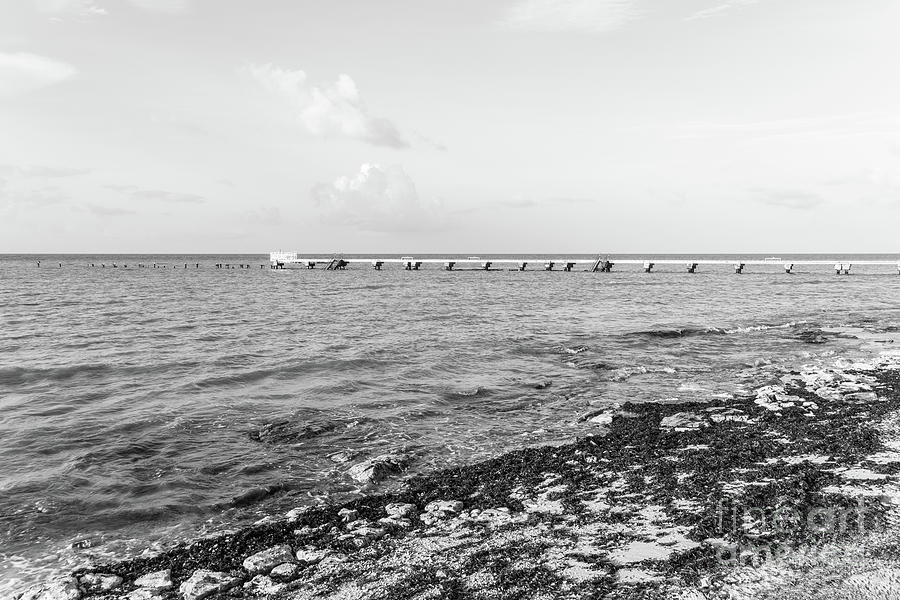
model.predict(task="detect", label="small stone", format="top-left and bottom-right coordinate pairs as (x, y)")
top-left (377, 516), bottom-right (412, 528)
top-left (269, 563), bottom-right (299, 581)
top-left (242, 575), bottom-right (285, 596)
top-left (337, 508), bottom-right (358, 523)
top-left (425, 500), bottom-right (463, 515)
top-left (384, 503), bottom-right (416, 518)
top-left (178, 570), bottom-right (242, 600)
top-left (243, 544), bottom-right (295, 574)
top-left (295, 548), bottom-right (330, 564)
top-left (660, 412), bottom-right (705, 430)
top-left (79, 573), bottom-right (123, 592)
top-left (134, 569), bottom-right (172, 590)
top-left (285, 507), bottom-right (310, 522)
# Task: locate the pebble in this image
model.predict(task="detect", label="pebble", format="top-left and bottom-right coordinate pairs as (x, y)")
top-left (178, 570), bottom-right (242, 600)
top-left (243, 544), bottom-right (295, 574)
top-left (295, 548), bottom-right (330, 564)
top-left (337, 508), bottom-right (358, 523)
top-left (425, 500), bottom-right (464, 515)
top-left (384, 502), bottom-right (416, 518)
top-left (285, 506), bottom-right (310, 522)
top-left (134, 569), bottom-right (173, 590)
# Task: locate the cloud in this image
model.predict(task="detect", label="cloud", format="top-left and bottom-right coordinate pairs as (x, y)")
top-left (750, 188), bottom-right (825, 210)
top-left (502, 0), bottom-right (643, 33)
top-left (311, 163), bottom-right (445, 232)
top-left (245, 63), bottom-right (408, 148)
top-left (33, 0), bottom-right (188, 16)
top-left (107, 185), bottom-right (205, 204)
top-left (0, 52), bottom-right (76, 98)
top-left (85, 203), bottom-right (135, 216)
top-left (685, 0), bottom-right (761, 21)
top-left (34, 0), bottom-right (107, 17)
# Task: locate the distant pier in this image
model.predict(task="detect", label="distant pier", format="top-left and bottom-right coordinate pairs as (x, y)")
top-left (269, 253), bottom-right (900, 275)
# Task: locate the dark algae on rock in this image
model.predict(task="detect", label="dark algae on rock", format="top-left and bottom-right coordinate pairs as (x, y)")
top-left (20, 357), bottom-right (900, 599)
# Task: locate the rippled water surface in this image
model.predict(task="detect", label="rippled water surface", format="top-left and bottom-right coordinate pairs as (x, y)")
top-left (3, 253), bottom-right (900, 590)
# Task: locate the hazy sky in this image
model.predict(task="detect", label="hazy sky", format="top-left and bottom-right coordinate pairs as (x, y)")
top-left (1, 0), bottom-right (899, 253)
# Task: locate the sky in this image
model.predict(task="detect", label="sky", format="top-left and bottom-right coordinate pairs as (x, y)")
top-left (1, 0), bottom-right (899, 253)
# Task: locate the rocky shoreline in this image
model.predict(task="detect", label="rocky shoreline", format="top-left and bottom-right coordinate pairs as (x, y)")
top-left (18, 357), bottom-right (900, 600)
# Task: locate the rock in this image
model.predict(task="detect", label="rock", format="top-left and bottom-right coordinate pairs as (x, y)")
top-left (378, 516), bottom-right (412, 528)
top-left (660, 412), bottom-right (706, 431)
top-left (269, 562), bottom-right (300, 581)
top-left (351, 526), bottom-right (384, 541)
top-left (23, 577), bottom-right (82, 600)
top-left (134, 569), bottom-right (173, 590)
top-left (242, 544), bottom-right (295, 574)
top-left (425, 500), bottom-right (464, 515)
top-left (79, 573), bottom-right (123, 592)
top-left (337, 508), bottom-right (358, 523)
top-left (285, 506), bottom-right (310, 522)
top-left (385, 502), bottom-right (416, 518)
top-left (243, 575), bottom-right (285, 596)
top-left (178, 570), bottom-right (242, 600)
top-left (347, 453), bottom-right (409, 483)
top-left (295, 548), bottom-right (330, 564)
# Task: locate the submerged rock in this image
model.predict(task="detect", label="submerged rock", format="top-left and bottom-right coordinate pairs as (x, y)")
top-left (242, 544), bottom-right (294, 574)
top-left (347, 453), bottom-right (409, 483)
top-left (178, 570), bottom-right (242, 600)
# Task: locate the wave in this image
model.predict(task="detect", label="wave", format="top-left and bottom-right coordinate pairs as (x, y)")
top-left (627, 326), bottom-right (726, 339)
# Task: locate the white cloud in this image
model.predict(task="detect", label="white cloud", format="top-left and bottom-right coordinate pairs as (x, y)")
top-left (126, 0), bottom-right (189, 14)
top-left (750, 188), bottom-right (825, 210)
top-left (685, 0), bottom-right (760, 21)
top-left (34, 0), bottom-right (107, 17)
top-left (311, 164), bottom-right (445, 232)
top-left (33, 0), bottom-right (189, 16)
top-left (0, 52), bottom-right (77, 97)
top-left (245, 63), bottom-right (408, 148)
top-left (502, 0), bottom-right (642, 33)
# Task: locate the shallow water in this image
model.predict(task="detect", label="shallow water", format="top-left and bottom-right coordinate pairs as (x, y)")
top-left (2, 253), bottom-right (900, 591)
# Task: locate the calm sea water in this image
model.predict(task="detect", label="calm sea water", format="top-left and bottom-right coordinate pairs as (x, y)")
top-left (2, 253), bottom-right (900, 591)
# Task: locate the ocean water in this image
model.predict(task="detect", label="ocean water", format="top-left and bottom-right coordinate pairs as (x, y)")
top-left (2, 253), bottom-right (900, 591)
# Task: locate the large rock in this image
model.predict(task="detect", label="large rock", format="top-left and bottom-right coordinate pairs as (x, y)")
top-left (243, 544), bottom-right (295, 574)
top-left (18, 577), bottom-right (82, 600)
top-left (134, 569), bottom-right (173, 590)
top-left (178, 570), bottom-right (242, 600)
top-left (347, 454), bottom-right (409, 483)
